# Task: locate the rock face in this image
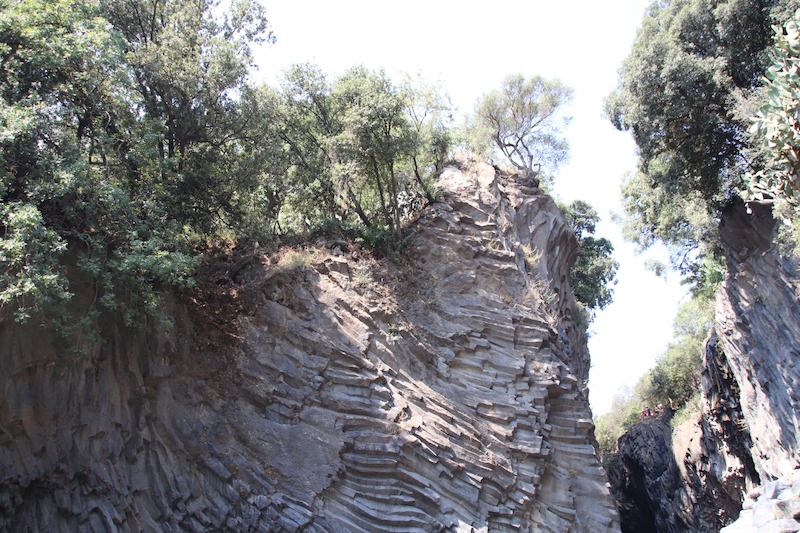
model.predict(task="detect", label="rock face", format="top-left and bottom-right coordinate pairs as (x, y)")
top-left (0, 160), bottom-right (620, 531)
top-left (607, 200), bottom-right (800, 532)
top-left (604, 416), bottom-right (685, 533)
top-left (721, 468), bottom-right (800, 532)
top-left (715, 201), bottom-right (800, 481)
top-left (606, 403), bottom-right (758, 533)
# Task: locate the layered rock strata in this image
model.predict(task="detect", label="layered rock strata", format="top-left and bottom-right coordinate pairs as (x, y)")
top-left (0, 160), bottom-right (619, 531)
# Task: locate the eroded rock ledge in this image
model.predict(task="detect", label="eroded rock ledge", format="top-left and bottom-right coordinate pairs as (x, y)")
top-left (0, 160), bottom-right (619, 531)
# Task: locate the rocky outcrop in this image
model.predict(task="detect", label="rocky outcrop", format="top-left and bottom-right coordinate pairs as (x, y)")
top-left (721, 468), bottom-right (800, 532)
top-left (606, 400), bottom-right (756, 533)
top-left (605, 415), bottom-right (686, 533)
top-left (607, 200), bottom-right (800, 532)
top-left (0, 160), bottom-right (619, 531)
top-left (715, 201), bottom-right (800, 481)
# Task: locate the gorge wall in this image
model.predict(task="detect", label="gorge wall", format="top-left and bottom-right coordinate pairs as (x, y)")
top-left (0, 160), bottom-right (620, 531)
top-left (606, 201), bottom-right (800, 532)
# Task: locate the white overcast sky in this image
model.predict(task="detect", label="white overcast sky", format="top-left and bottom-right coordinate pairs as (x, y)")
top-left (253, 0), bottom-right (689, 415)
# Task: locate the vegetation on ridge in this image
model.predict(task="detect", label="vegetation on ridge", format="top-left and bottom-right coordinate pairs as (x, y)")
top-left (597, 0), bottom-right (800, 455)
top-left (0, 0), bottom-right (618, 328)
top-left (560, 200), bottom-right (619, 313)
top-left (594, 294), bottom-right (714, 455)
top-left (467, 74), bottom-right (572, 186)
top-left (607, 0), bottom-right (797, 293)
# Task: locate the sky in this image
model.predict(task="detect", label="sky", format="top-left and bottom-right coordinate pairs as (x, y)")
top-left (254, 0), bottom-right (689, 415)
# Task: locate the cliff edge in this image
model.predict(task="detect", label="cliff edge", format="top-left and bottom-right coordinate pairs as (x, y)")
top-left (606, 201), bottom-right (800, 532)
top-left (0, 159), bottom-right (619, 531)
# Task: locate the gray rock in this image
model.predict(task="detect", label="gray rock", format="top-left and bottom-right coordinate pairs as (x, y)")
top-left (0, 158), bottom-right (619, 531)
top-left (722, 470), bottom-right (800, 533)
top-left (716, 201), bottom-right (800, 481)
top-left (608, 200), bottom-right (800, 533)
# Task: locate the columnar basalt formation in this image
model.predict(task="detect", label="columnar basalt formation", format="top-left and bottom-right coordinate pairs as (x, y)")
top-left (715, 201), bottom-right (800, 481)
top-left (606, 201), bottom-right (800, 532)
top-left (606, 351), bottom-right (760, 533)
top-left (0, 159), bottom-right (619, 531)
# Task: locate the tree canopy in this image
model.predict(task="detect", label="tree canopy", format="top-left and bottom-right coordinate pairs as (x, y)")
top-left (0, 0), bottom-right (456, 323)
top-left (0, 0), bottom-right (618, 334)
top-left (274, 64), bottom-right (452, 241)
top-left (0, 0), bottom-right (275, 323)
top-left (607, 0), bottom-right (795, 284)
top-left (470, 74), bottom-right (572, 184)
top-left (561, 200), bottom-right (619, 312)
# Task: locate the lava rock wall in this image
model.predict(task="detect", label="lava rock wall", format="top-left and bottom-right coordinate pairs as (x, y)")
top-left (0, 159), bottom-right (619, 531)
top-left (606, 200), bottom-right (800, 532)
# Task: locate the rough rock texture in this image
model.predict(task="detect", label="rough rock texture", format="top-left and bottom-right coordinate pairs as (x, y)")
top-left (721, 468), bottom-right (800, 533)
top-left (606, 402), bottom-right (759, 533)
top-left (604, 416), bottom-right (684, 533)
top-left (0, 160), bottom-right (620, 531)
top-left (715, 201), bottom-right (800, 481)
top-left (607, 200), bottom-right (800, 532)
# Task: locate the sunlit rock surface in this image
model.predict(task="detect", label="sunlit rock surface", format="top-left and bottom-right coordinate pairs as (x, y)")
top-left (721, 468), bottom-right (800, 532)
top-left (0, 159), bottom-right (619, 531)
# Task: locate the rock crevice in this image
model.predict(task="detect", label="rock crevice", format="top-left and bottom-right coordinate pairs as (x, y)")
top-left (606, 200), bottom-right (800, 532)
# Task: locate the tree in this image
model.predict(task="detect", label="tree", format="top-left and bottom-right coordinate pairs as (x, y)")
top-left (274, 63), bottom-right (351, 230)
top-left (102, 0), bottom-right (273, 233)
top-left (607, 0), bottom-right (794, 283)
top-left (332, 66), bottom-right (413, 240)
top-left (273, 64), bottom-right (451, 241)
top-left (644, 295), bottom-right (713, 408)
top-left (619, 169), bottom-right (718, 277)
top-left (403, 76), bottom-right (452, 204)
top-left (0, 0), bottom-right (274, 323)
top-left (742, 8), bottom-right (800, 226)
top-left (471, 74), bottom-right (572, 183)
top-left (0, 0), bottom-right (131, 320)
top-left (594, 386), bottom-right (644, 455)
top-left (560, 200), bottom-right (619, 311)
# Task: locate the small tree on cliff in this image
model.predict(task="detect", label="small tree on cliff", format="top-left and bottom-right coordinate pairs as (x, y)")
top-left (560, 200), bottom-right (619, 312)
top-left (470, 74), bottom-right (573, 184)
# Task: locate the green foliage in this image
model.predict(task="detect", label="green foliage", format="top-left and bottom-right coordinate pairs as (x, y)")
top-left (0, 203), bottom-right (69, 321)
top-left (469, 74), bottom-right (572, 183)
top-left (670, 391), bottom-right (703, 428)
top-left (619, 170), bottom-right (718, 273)
top-left (273, 63), bottom-right (452, 240)
top-left (0, 0), bottom-right (265, 323)
top-left (333, 66), bottom-right (413, 239)
top-left (102, 0), bottom-right (274, 234)
top-left (560, 200), bottom-right (619, 312)
top-left (742, 9), bottom-right (800, 231)
top-left (594, 387), bottom-right (644, 455)
top-left (642, 295), bottom-right (713, 407)
top-left (608, 0), bottom-right (794, 285)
